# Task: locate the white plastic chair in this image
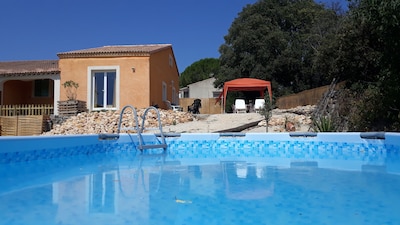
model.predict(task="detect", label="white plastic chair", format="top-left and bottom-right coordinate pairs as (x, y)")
top-left (234, 99), bottom-right (247, 113)
top-left (254, 99), bottom-right (265, 113)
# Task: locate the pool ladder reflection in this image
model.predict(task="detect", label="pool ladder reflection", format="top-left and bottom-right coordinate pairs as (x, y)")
top-left (117, 105), bottom-right (167, 151)
top-left (117, 152), bottom-right (166, 198)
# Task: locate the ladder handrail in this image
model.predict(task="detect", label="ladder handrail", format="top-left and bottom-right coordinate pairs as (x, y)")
top-left (117, 105), bottom-right (145, 147)
top-left (140, 106), bottom-right (167, 148)
top-left (117, 105), bottom-right (140, 134)
top-left (117, 105), bottom-right (167, 151)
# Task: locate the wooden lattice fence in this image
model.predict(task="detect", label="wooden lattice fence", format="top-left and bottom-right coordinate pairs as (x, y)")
top-left (0, 115), bottom-right (46, 136)
top-left (0, 104), bottom-right (53, 136)
top-left (276, 82), bottom-right (346, 109)
top-left (179, 98), bottom-right (223, 114)
top-left (0, 104), bottom-right (54, 116)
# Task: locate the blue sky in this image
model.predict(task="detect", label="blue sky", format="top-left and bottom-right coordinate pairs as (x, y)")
top-left (0, 0), bottom-right (347, 73)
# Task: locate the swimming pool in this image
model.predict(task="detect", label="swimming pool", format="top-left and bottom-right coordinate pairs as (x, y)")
top-left (1, 132), bottom-right (399, 225)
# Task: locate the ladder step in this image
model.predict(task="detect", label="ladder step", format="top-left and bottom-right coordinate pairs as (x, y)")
top-left (138, 144), bottom-right (167, 150)
top-left (120, 127), bottom-right (138, 131)
top-left (142, 127), bottom-right (161, 131)
top-left (118, 105), bottom-right (168, 151)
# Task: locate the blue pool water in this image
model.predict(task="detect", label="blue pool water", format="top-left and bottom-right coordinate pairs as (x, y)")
top-left (1, 133), bottom-right (400, 225)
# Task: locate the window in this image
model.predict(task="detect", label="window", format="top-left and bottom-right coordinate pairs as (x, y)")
top-left (88, 66), bottom-right (119, 111)
top-left (172, 87), bottom-right (176, 104)
top-left (169, 54), bottom-right (173, 67)
top-left (213, 91), bottom-right (222, 98)
top-left (92, 71), bottom-right (116, 109)
top-left (162, 81), bottom-right (167, 101)
top-left (171, 80), bottom-right (177, 104)
top-left (34, 79), bottom-right (50, 97)
top-left (89, 172), bottom-right (116, 214)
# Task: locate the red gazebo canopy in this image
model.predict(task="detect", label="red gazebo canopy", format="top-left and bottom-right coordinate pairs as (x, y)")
top-left (216, 78), bottom-right (272, 111)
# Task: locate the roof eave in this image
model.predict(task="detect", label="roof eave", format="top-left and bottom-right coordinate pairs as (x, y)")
top-left (0, 71), bottom-right (60, 77)
top-left (57, 52), bottom-right (152, 59)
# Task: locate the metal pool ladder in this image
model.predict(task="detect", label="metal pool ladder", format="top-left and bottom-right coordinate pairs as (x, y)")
top-left (117, 105), bottom-right (167, 151)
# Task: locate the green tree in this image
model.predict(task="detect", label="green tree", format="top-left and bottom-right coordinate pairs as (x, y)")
top-left (216, 0), bottom-right (342, 97)
top-left (310, 4), bottom-right (346, 83)
top-left (333, 0), bottom-right (400, 130)
top-left (179, 58), bottom-right (220, 88)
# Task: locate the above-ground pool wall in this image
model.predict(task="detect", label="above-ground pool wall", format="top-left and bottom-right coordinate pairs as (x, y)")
top-left (245, 132), bottom-right (399, 146)
top-left (168, 132), bottom-right (400, 174)
top-left (383, 132), bottom-right (400, 174)
top-left (1, 132), bottom-right (399, 167)
top-left (0, 134), bottom-right (124, 164)
top-left (0, 134), bottom-right (103, 152)
top-left (1, 132), bottom-right (399, 153)
top-left (385, 132), bottom-right (400, 147)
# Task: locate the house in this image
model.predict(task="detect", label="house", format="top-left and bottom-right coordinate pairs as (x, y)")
top-left (178, 77), bottom-right (223, 114)
top-left (179, 77), bottom-right (221, 99)
top-left (0, 60), bottom-right (60, 113)
top-left (0, 44), bottom-right (180, 115)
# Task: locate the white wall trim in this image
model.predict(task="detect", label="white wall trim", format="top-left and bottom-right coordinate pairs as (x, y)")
top-left (87, 66), bottom-right (120, 111)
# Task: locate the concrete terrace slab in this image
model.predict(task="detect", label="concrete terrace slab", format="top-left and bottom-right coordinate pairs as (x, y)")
top-left (161, 113), bottom-right (265, 133)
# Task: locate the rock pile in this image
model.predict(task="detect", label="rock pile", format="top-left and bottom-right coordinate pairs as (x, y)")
top-left (43, 105), bottom-right (316, 135)
top-left (258, 105), bottom-right (315, 132)
top-left (44, 109), bottom-right (195, 135)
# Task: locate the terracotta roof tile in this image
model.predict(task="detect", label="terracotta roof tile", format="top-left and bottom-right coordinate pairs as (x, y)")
top-left (58, 44), bottom-right (172, 58)
top-left (0, 60), bottom-right (59, 75)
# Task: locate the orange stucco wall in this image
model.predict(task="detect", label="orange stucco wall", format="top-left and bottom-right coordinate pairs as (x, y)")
top-left (59, 47), bottom-right (179, 110)
top-left (3, 80), bottom-right (53, 105)
top-left (149, 49), bottom-right (180, 109)
top-left (59, 57), bottom-right (151, 109)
